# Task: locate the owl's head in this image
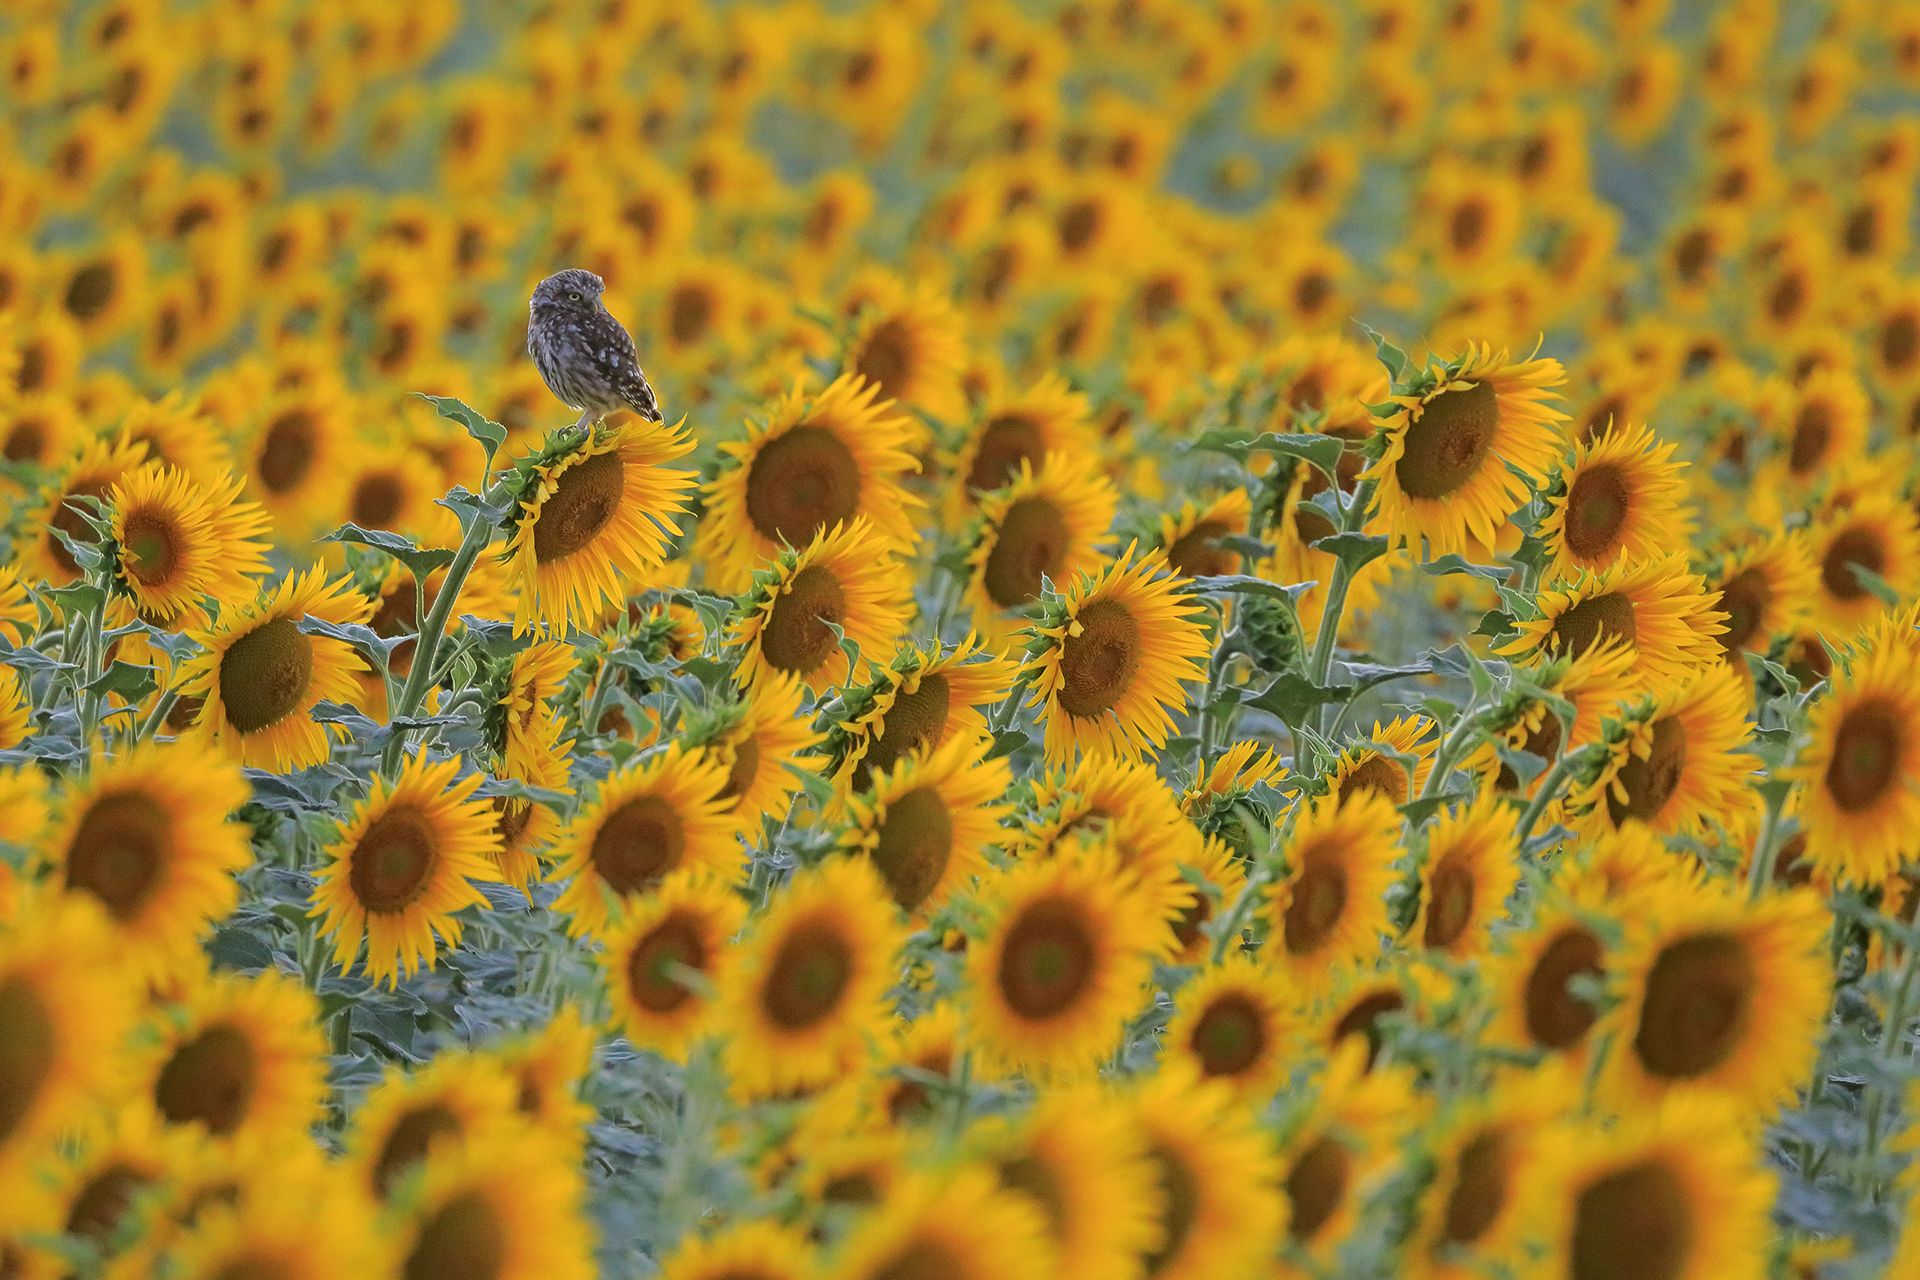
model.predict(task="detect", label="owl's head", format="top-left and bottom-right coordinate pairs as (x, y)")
top-left (531, 268), bottom-right (605, 311)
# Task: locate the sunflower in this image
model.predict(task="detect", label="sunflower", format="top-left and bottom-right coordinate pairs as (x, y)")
top-left (179, 565), bottom-right (373, 771)
top-left (1119, 1066), bottom-right (1285, 1280)
top-left (943, 373), bottom-right (1100, 525)
top-left (244, 388), bottom-right (353, 532)
top-left (31, 1106), bottom-right (202, 1276)
top-left (1022, 546), bottom-right (1210, 764)
top-left (845, 287), bottom-right (967, 424)
top-left (136, 967), bottom-right (325, 1148)
top-left (860, 1004), bottom-right (964, 1127)
top-left (1486, 896), bottom-right (1620, 1064)
top-left (106, 463), bottom-right (270, 622)
top-left (1164, 956), bottom-right (1298, 1099)
top-left (657, 1221), bottom-right (817, 1280)
top-left (825, 637), bottom-right (1019, 792)
top-left (1538, 421), bottom-right (1692, 581)
top-left (16, 432), bottom-right (149, 586)
top-left (824, 1166), bottom-right (1052, 1280)
top-left (347, 1051), bottom-right (521, 1202)
top-left (1872, 281), bottom-right (1920, 391)
top-left (1405, 1077), bottom-right (1562, 1280)
top-left (1181, 739), bottom-right (1290, 815)
top-left (41, 740), bottom-right (252, 979)
top-left (1328, 713), bottom-right (1439, 806)
top-left (1500, 553), bottom-right (1728, 692)
top-left (1265, 791), bottom-right (1402, 994)
top-left (839, 733), bottom-right (1010, 915)
top-left (503, 418), bottom-right (696, 635)
top-left (963, 845), bottom-right (1161, 1079)
top-left (1469, 638), bottom-right (1637, 797)
top-left (549, 745), bottom-right (741, 937)
top-left (964, 456), bottom-right (1118, 635)
top-left (728, 517), bottom-right (914, 695)
top-left (0, 393), bottom-right (82, 480)
top-left (1570, 656), bottom-right (1752, 833)
top-left (686, 675), bottom-right (823, 829)
top-left (698, 373), bottom-right (925, 592)
top-left (599, 871), bottom-right (748, 1060)
top-left (487, 725), bottom-right (571, 895)
top-left (310, 752), bottom-right (502, 987)
top-left (116, 393), bottom-right (234, 485)
top-left (489, 1004), bottom-right (596, 1145)
top-left (1413, 792), bottom-right (1522, 960)
top-left (718, 858), bottom-right (902, 1098)
top-left (1806, 495), bottom-right (1920, 638)
top-left (158, 1165), bottom-right (386, 1280)
top-left (969, 1085), bottom-right (1159, 1278)
top-left (1705, 530), bottom-right (1818, 661)
top-left (1792, 640), bottom-right (1920, 887)
top-left (0, 892), bottom-right (134, 1175)
top-left (1537, 1099), bottom-right (1773, 1280)
top-left (0, 666), bottom-right (25, 751)
top-left (1365, 344), bottom-right (1567, 559)
top-left (1153, 488), bottom-right (1254, 580)
top-left (1604, 880), bottom-right (1828, 1111)
top-left (500, 638), bottom-right (574, 756)
top-left (389, 1126), bottom-right (595, 1280)
top-left (1779, 366), bottom-right (1871, 483)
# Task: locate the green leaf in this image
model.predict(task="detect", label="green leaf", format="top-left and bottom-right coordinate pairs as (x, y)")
top-left (1421, 554), bottom-right (1508, 582)
top-left (1400, 791), bottom-right (1474, 826)
top-left (84, 661), bottom-right (157, 703)
top-left (418, 393), bottom-right (508, 473)
top-left (1358, 323), bottom-right (1410, 385)
top-left (46, 581), bottom-right (106, 621)
top-left (1316, 533), bottom-right (1389, 571)
top-left (1188, 429), bottom-right (1345, 478)
top-left (322, 523), bottom-right (456, 579)
top-left (1183, 574), bottom-right (1312, 603)
top-left (1248, 672), bottom-right (1356, 723)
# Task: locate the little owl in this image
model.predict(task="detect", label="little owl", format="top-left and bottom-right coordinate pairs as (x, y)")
top-left (526, 268), bottom-right (663, 426)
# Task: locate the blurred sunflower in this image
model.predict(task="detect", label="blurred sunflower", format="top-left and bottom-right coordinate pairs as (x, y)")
top-left (1413, 792), bottom-right (1522, 959)
top-left (138, 968), bottom-right (325, 1144)
top-left (1405, 1077), bottom-right (1561, 1280)
top-left (1705, 530), bottom-right (1817, 662)
top-left (0, 666), bottom-right (26, 751)
top-left (1569, 662), bottom-right (1753, 838)
top-left (1329, 713), bottom-right (1439, 806)
top-left (1469, 638), bottom-right (1637, 797)
top-left (506, 418), bottom-right (696, 634)
top-left (16, 432), bottom-right (148, 586)
top-left (310, 752), bottom-right (502, 987)
top-left (1022, 546), bottom-right (1209, 763)
top-left (1153, 488), bottom-right (1253, 580)
top-left (1487, 896), bottom-right (1618, 1064)
top-left (348, 1051), bottom-right (519, 1202)
top-left (1164, 956), bottom-right (1297, 1098)
top-left (845, 286), bottom-right (967, 423)
top-left (1266, 790), bottom-right (1401, 994)
top-left (599, 871), bottom-right (747, 1060)
top-left (180, 565), bottom-right (373, 771)
top-left (490, 1003), bottom-right (595, 1143)
top-left (1805, 495), bottom-right (1920, 637)
top-left (243, 388), bottom-right (353, 533)
top-left (1538, 421), bottom-right (1692, 581)
top-left (699, 374), bottom-right (924, 593)
top-left (963, 456), bottom-right (1117, 635)
top-left (389, 1126), bottom-right (594, 1280)
top-left (826, 637), bottom-right (1019, 792)
top-left (685, 675), bottom-right (822, 829)
top-left (728, 518), bottom-right (913, 695)
top-left (964, 845), bottom-right (1159, 1079)
top-left (1605, 882), bottom-right (1828, 1110)
top-left (1792, 640), bottom-right (1920, 887)
top-left (1365, 344), bottom-right (1566, 558)
top-left (42, 740), bottom-right (252, 979)
top-left (824, 1166), bottom-right (1051, 1280)
top-left (944, 373), bottom-right (1100, 525)
top-left (1500, 553), bottom-right (1727, 692)
top-left (548, 744), bottom-right (739, 936)
top-left (839, 733), bottom-right (1010, 915)
top-left (719, 857), bottom-right (904, 1098)
top-left (657, 1221), bottom-right (816, 1280)
top-left (159, 1168), bottom-right (385, 1280)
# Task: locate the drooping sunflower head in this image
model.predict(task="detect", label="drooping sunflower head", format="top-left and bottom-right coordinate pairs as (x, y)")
top-left (1327, 713), bottom-right (1439, 808)
top-left (1499, 553), bottom-right (1728, 693)
top-left (823, 636), bottom-right (1019, 794)
top-left (699, 373), bottom-right (925, 593)
top-left (727, 517), bottom-right (915, 695)
top-left (309, 752), bottom-right (503, 988)
top-left (1022, 544), bottom-right (1211, 764)
top-left (964, 455), bottom-right (1118, 637)
top-left (180, 565), bottom-right (373, 772)
top-left (943, 372), bottom-right (1100, 525)
top-left (1365, 343), bottom-right (1567, 559)
top-left (839, 731), bottom-right (1011, 916)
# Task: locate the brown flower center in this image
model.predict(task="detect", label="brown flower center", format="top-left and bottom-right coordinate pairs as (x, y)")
top-left (155, 1025), bottom-right (258, 1135)
top-left (1788, 400), bottom-right (1833, 474)
top-left (1138, 1142), bottom-right (1200, 1276)
top-left (1826, 696), bottom-right (1902, 811)
top-left (1056, 599), bottom-right (1140, 718)
top-left (1165, 519), bottom-right (1235, 579)
top-left (1883, 313), bottom-right (1919, 373)
top-left (1632, 932), bottom-right (1753, 1079)
top-left (983, 497), bottom-right (1070, 609)
top-left (66, 792), bottom-right (168, 918)
top-left (997, 899), bottom-right (1094, 1019)
top-left (1523, 925), bottom-right (1604, 1049)
top-left (667, 284), bottom-right (714, 347)
top-left (1672, 228), bottom-right (1712, 283)
top-left (1285, 1135), bottom-right (1351, 1242)
top-left (1715, 567), bottom-right (1769, 653)
top-left (65, 262), bottom-right (116, 321)
top-left (218, 616), bottom-right (314, 733)
top-left (0, 979), bottom-right (54, 1142)
top-left (1331, 988), bottom-right (1404, 1070)
top-left (1605, 716), bottom-right (1687, 824)
top-left (871, 786), bottom-right (954, 911)
top-left (1441, 1128), bottom-right (1512, 1245)
top-left (591, 794), bottom-right (684, 895)
top-left (403, 1190), bottom-right (506, 1280)
top-left (760, 919), bottom-right (853, 1029)
top-left (373, 1104), bottom-right (463, 1199)
top-left (349, 805), bottom-right (439, 913)
top-left (533, 449), bottom-right (625, 564)
top-left (1283, 855), bottom-right (1347, 954)
top-left (854, 675), bottom-right (951, 789)
top-left (744, 426), bottom-right (861, 550)
top-left (1563, 464), bottom-right (1630, 561)
top-left (1570, 1160), bottom-right (1690, 1280)
top-left (1423, 857), bottom-right (1475, 949)
top-left (997, 1154), bottom-right (1068, 1235)
top-left (761, 564), bottom-right (848, 677)
top-left (852, 319), bottom-right (914, 399)
top-left (1190, 991), bottom-right (1266, 1076)
top-left (1821, 526), bottom-right (1885, 601)
top-left (352, 472), bottom-right (407, 529)
top-left (1549, 591), bottom-right (1636, 658)
top-left (968, 414), bottom-right (1047, 495)
top-left (1338, 754), bottom-right (1410, 805)
top-left (1395, 380), bottom-right (1498, 500)
top-left (65, 1164), bottom-right (154, 1247)
top-left (256, 409), bottom-right (317, 494)
top-left (626, 911), bottom-right (707, 1014)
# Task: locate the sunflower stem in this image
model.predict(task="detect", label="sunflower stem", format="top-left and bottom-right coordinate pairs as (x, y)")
top-left (1513, 746), bottom-right (1595, 846)
top-left (1745, 786), bottom-right (1788, 902)
top-left (1417, 700), bottom-right (1482, 804)
top-left (130, 686), bottom-right (179, 745)
top-left (1861, 928), bottom-right (1920, 1182)
top-left (380, 514), bottom-right (495, 774)
top-left (1305, 479), bottom-right (1377, 736)
top-left (1208, 867), bottom-right (1269, 964)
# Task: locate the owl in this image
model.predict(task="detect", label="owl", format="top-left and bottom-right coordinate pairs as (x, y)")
top-left (526, 268), bottom-right (663, 424)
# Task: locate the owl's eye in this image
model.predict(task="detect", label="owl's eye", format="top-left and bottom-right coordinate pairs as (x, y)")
top-left (567, 290), bottom-right (582, 302)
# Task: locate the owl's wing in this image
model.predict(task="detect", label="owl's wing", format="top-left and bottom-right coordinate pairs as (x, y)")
top-left (606, 314), bottom-right (663, 422)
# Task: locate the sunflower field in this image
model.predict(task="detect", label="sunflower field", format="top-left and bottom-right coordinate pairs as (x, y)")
top-left (8, 0), bottom-right (1920, 1276)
